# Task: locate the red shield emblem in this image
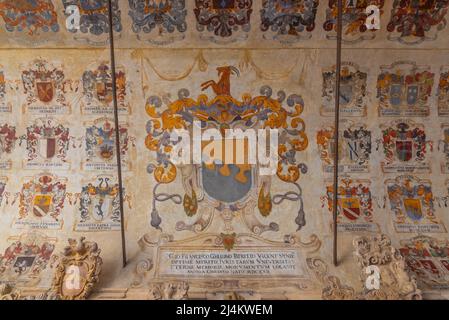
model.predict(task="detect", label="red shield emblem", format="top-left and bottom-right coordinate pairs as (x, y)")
top-left (36, 81), bottom-right (54, 103)
top-left (340, 198), bottom-right (360, 221)
top-left (95, 81), bottom-right (113, 104)
top-left (39, 138), bottom-right (56, 159)
top-left (396, 140), bottom-right (413, 162)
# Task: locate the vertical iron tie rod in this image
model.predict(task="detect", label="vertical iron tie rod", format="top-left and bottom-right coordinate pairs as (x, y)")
top-left (333, 0), bottom-right (343, 267)
top-left (107, 0), bottom-right (127, 267)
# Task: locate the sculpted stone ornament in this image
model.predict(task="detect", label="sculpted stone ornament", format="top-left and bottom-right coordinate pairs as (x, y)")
top-left (0, 283), bottom-right (20, 300)
top-left (353, 234), bottom-right (422, 300)
top-left (148, 282), bottom-right (189, 300)
top-left (50, 237), bottom-right (102, 300)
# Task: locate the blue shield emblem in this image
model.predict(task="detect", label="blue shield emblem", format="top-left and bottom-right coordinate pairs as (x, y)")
top-left (390, 84), bottom-right (402, 106)
top-left (407, 85), bottom-right (419, 105)
top-left (201, 164), bottom-right (252, 203)
top-left (339, 84), bottom-right (353, 106)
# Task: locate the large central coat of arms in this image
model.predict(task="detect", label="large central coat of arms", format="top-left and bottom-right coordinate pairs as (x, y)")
top-left (16, 173), bottom-right (68, 230)
top-left (260, 0), bottom-right (319, 42)
top-left (84, 117), bottom-right (132, 171)
top-left (323, 0), bottom-right (384, 42)
top-left (400, 236), bottom-right (449, 289)
top-left (321, 62), bottom-right (367, 117)
top-left (21, 59), bottom-right (71, 114)
top-left (81, 62), bottom-right (129, 115)
top-left (386, 175), bottom-right (445, 233)
top-left (63, 0), bottom-right (122, 45)
top-left (194, 0), bottom-right (253, 42)
top-left (19, 118), bottom-right (73, 170)
top-left (0, 0), bottom-right (59, 35)
top-left (377, 61), bottom-right (434, 117)
top-left (145, 65), bottom-right (308, 235)
top-left (323, 177), bottom-right (377, 232)
top-left (316, 120), bottom-right (371, 174)
top-left (387, 0), bottom-right (449, 44)
top-left (0, 232), bottom-right (56, 286)
top-left (379, 120), bottom-right (431, 173)
top-left (128, 0), bottom-right (187, 44)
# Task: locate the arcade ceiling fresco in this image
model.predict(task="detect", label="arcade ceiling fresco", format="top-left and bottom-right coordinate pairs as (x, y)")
top-left (0, 0), bottom-right (449, 300)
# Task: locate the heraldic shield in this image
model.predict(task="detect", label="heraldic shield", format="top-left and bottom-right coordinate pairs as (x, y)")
top-left (36, 80), bottom-right (54, 103)
top-left (201, 163), bottom-right (253, 204)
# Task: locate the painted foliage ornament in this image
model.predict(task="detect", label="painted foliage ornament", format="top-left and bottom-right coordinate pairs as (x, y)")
top-left (145, 65), bottom-right (308, 234)
top-left (438, 66), bottom-right (449, 116)
top-left (0, 123), bottom-right (17, 170)
top-left (260, 0), bottom-right (319, 42)
top-left (0, 0), bottom-right (59, 35)
top-left (324, 0), bottom-right (384, 42)
top-left (194, 0), bottom-right (253, 42)
top-left (63, 0), bottom-right (122, 45)
top-left (128, 0), bottom-right (187, 44)
top-left (387, 0), bottom-right (449, 44)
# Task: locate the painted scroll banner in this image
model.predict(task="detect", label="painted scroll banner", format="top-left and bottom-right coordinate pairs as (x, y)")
top-left (157, 248), bottom-right (304, 278)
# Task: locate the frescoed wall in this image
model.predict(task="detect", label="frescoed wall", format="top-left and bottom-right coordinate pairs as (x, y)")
top-left (0, 0), bottom-right (449, 300)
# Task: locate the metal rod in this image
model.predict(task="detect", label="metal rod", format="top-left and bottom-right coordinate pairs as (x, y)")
top-left (332, 0), bottom-right (343, 267)
top-left (107, 0), bottom-right (127, 267)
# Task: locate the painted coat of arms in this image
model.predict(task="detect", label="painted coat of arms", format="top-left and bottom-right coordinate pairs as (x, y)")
top-left (260, 0), bottom-right (319, 42)
top-left (0, 0), bottom-right (59, 35)
top-left (83, 117), bottom-right (132, 171)
top-left (316, 120), bottom-right (371, 173)
top-left (19, 118), bottom-right (73, 170)
top-left (0, 232), bottom-right (56, 286)
top-left (386, 175), bottom-right (445, 233)
top-left (377, 61), bottom-right (434, 117)
top-left (81, 62), bottom-right (130, 115)
top-left (75, 175), bottom-right (128, 231)
top-left (438, 123), bottom-right (449, 173)
top-left (145, 65), bottom-right (309, 234)
top-left (0, 176), bottom-right (8, 206)
top-left (323, 178), bottom-right (378, 232)
top-left (387, 0), bottom-right (449, 44)
top-left (400, 236), bottom-right (449, 289)
top-left (21, 59), bottom-right (71, 114)
top-left (0, 67), bottom-right (13, 113)
top-left (16, 173), bottom-right (67, 230)
top-left (379, 120), bottom-right (431, 173)
top-left (63, 0), bottom-right (122, 45)
top-left (323, 0), bottom-right (384, 42)
top-left (321, 62), bottom-right (367, 117)
top-left (0, 123), bottom-right (17, 170)
top-left (194, 0), bottom-right (253, 42)
top-left (128, 0), bottom-right (187, 45)
top-left (437, 66), bottom-right (449, 116)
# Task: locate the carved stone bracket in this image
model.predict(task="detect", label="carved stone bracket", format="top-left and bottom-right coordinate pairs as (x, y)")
top-left (353, 234), bottom-right (422, 300)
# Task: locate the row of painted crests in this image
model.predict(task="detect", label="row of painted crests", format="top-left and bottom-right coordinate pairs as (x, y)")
top-left (0, 0), bottom-right (448, 45)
